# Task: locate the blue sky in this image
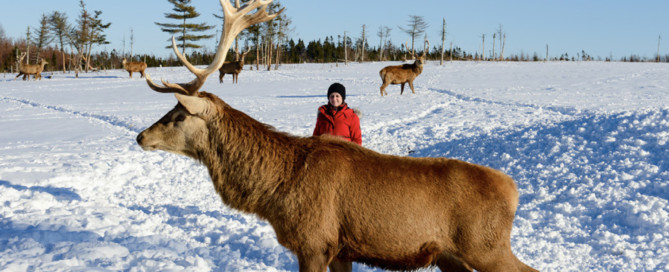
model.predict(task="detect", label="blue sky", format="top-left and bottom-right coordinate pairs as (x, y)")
top-left (2, 0), bottom-right (668, 60)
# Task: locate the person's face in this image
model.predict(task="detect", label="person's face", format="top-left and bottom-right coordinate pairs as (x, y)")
top-left (329, 93), bottom-right (343, 107)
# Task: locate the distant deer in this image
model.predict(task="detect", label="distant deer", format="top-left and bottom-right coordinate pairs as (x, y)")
top-left (15, 53), bottom-right (48, 81)
top-left (122, 58), bottom-right (147, 78)
top-left (379, 40), bottom-right (429, 96)
top-left (218, 48), bottom-right (250, 83)
top-left (136, 1), bottom-right (536, 271)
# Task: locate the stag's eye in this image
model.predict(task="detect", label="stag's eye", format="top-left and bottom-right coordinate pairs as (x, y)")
top-left (175, 115), bottom-right (186, 122)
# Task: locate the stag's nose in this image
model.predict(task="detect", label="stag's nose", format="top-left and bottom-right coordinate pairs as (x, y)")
top-left (136, 133), bottom-right (144, 145)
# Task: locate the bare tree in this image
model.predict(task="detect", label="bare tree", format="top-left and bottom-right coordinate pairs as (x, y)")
top-left (449, 41), bottom-right (453, 61)
top-left (359, 24), bottom-right (367, 62)
top-left (25, 26), bottom-right (31, 64)
top-left (263, 4), bottom-right (277, 70)
top-left (343, 31), bottom-right (348, 64)
top-left (440, 18), bottom-right (446, 65)
top-left (481, 34), bottom-right (485, 61)
top-left (497, 24), bottom-right (506, 61)
top-left (492, 33), bottom-right (496, 61)
top-left (384, 26), bottom-right (391, 60)
top-left (658, 35), bottom-right (662, 63)
top-left (399, 15), bottom-right (428, 55)
top-left (274, 7), bottom-right (292, 70)
top-left (127, 28), bottom-right (133, 60)
top-left (377, 26), bottom-right (385, 61)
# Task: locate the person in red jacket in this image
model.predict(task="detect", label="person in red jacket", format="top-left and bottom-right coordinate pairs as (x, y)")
top-left (313, 83), bottom-right (362, 145)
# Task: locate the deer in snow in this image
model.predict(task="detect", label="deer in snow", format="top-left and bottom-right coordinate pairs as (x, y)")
top-left (122, 58), bottom-right (147, 78)
top-left (15, 53), bottom-right (48, 81)
top-left (379, 40), bottom-right (429, 96)
top-left (219, 48), bottom-right (250, 83)
top-left (136, 1), bottom-right (536, 271)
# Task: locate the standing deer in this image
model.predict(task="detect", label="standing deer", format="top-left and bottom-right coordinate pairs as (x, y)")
top-left (136, 1), bottom-right (536, 271)
top-left (15, 53), bottom-right (48, 81)
top-left (122, 58), bottom-right (147, 78)
top-left (218, 48), bottom-right (250, 83)
top-left (379, 40), bottom-right (429, 96)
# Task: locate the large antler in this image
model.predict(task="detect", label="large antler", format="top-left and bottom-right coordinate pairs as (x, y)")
top-left (146, 0), bottom-right (283, 95)
top-left (423, 39), bottom-right (430, 57)
top-left (18, 52), bottom-right (27, 63)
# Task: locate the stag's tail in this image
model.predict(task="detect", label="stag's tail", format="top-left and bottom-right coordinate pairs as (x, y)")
top-left (379, 69), bottom-right (386, 80)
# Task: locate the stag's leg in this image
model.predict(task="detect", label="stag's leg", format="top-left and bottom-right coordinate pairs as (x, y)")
top-left (328, 259), bottom-right (352, 272)
top-left (15, 73), bottom-right (22, 80)
top-left (400, 83), bottom-right (406, 95)
top-left (233, 73), bottom-right (238, 84)
top-left (128, 72), bottom-right (132, 78)
top-left (297, 253), bottom-right (329, 272)
top-left (465, 249), bottom-right (536, 272)
top-left (380, 81), bottom-right (389, 96)
top-left (140, 71), bottom-right (145, 78)
top-left (435, 252), bottom-right (473, 272)
top-left (408, 81), bottom-right (416, 94)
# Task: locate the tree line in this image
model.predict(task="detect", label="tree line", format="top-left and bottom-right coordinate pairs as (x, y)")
top-left (2, 0), bottom-right (668, 75)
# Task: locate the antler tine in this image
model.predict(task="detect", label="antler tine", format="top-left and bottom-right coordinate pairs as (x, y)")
top-left (145, 0), bottom-right (282, 96)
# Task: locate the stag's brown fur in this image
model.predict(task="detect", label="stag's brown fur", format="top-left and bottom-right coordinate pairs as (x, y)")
top-left (15, 57), bottom-right (48, 81)
top-left (137, 91), bottom-right (537, 272)
top-left (218, 50), bottom-right (249, 84)
top-left (122, 58), bottom-right (147, 78)
top-left (379, 56), bottom-right (424, 96)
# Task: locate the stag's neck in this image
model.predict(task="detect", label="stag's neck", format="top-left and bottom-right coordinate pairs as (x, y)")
top-left (412, 62), bottom-right (424, 75)
top-left (201, 106), bottom-right (302, 217)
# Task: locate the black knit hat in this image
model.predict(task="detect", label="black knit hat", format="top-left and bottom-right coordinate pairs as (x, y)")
top-left (327, 82), bottom-right (346, 101)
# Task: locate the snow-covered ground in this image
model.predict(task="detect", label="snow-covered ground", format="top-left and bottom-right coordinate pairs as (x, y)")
top-left (0, 61), bottom-right (667, 271)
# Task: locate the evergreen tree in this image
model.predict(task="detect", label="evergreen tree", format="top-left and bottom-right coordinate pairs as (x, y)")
top-left (49, 11), bottom-right (70, 72)
top-left (85, 10), bottom-right (111, 71)
top-left (155, 0), bottom-right (215, 55)
top-left (68, 0), bottom-right (95, 76)
top-left (33, 13), bottom-right (53, 63)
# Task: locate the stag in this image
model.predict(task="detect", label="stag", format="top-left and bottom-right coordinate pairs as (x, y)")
top-left (136, 1), bottom-right (536, 271)
top-left (122, 58), bottom-right (147, 78)
top-left (15, 53), bottom-right (48, 81)
top-left (219, 48), bottom-right (250, 83)
top-left (379, 40), bottom-right (429, 96)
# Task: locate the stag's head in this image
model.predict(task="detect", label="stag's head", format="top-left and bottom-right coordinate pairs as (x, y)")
top-left (239, 48), bottom-right (251, 63)
top-left (136, 0), bottom-right (282, 158)
top-left (411, 40), bottom-right (430, 66)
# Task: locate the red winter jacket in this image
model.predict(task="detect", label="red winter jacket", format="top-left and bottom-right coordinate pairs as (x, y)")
top-left (313, 103), bottom-right (362, 145)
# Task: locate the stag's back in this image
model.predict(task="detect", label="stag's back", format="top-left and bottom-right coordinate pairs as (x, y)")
top-left (295, 139), bottom-right (520, 269)
top-left (20, 59), bottom-right (48, 74)
top-left (380, 61), bottom-right (423, 84)
top-left (123, 59), bottom-right (147, 72)
top-left (220, 61), bottom-right (243, 74)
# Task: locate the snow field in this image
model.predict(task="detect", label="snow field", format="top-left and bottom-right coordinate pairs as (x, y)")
top-left (0, 61), bottom-right (667, 271)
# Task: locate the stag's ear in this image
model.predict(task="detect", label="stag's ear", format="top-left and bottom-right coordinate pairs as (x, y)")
top-left (175, 93), bottom-right (213, 117)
